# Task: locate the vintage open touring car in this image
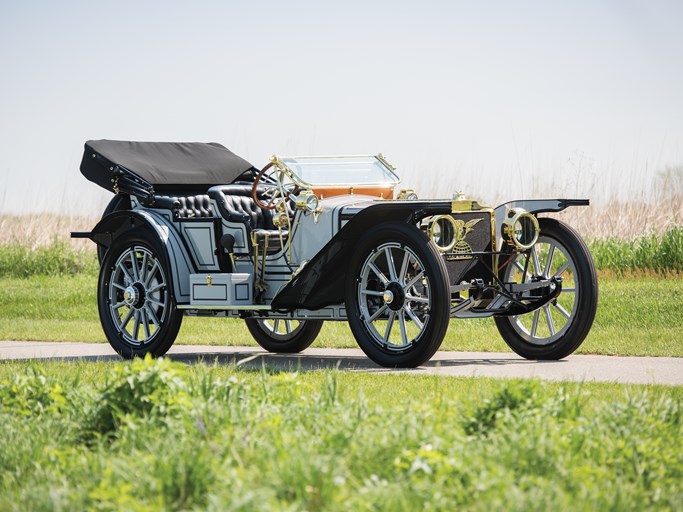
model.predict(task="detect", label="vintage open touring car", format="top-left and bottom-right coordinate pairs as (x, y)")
top-left (73, 140), bottom-right (598, 367)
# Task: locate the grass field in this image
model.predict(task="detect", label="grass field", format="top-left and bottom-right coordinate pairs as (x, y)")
top-left (0, 221), bottom-right (681, 356)
top-left (1, 214), bottom-right (681, 510)
top-left (1, 273), bottom-right (681, 357)
top-left (0, 358), bottom-right (681, 510)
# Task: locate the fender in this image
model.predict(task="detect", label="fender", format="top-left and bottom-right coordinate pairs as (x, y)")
top-left (494, 199), bottom-right (589, 251)
top-left (72, 210), bottom-right (195, 303)
top-left (496, 198), bottom-right (588, 215)
top-left (271, 200), bottom-right (451, 310)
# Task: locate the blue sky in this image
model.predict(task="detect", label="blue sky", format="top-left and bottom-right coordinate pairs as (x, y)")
top-left (1, 0), bottom-right (681, 215)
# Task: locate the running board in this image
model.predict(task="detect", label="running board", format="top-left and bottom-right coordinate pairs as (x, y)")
top-left (178, 304), bottom-right (272, 311)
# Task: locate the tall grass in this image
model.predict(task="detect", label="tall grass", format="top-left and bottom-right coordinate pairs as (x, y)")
top-left (0, 194), bottom-right (681, 277)
top-left (551, 165), bottom-right (683, 238)
top-left (0, 214), bottom-right (98, 277)
top-left (407, 162), bottom-right (683, 240)
top-left (0, 239), bottom-right (97, 278)
top-left (552, 196), bottom-right (682, 240)
top-left (1, 227), bottom-right (681, 277)
top-left (0, 214), bottom-right (96, 250)
top-left (589, 226), bottom-right (683, 274)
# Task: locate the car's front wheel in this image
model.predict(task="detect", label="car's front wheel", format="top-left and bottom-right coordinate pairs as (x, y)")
top-left (345, 222), bottom-right (451, 368)
top-left (494, 218), bottom-right (598, 359)
top-left (245, 318), bottom-right (323, 353)
top-left (98, 230), bottom-right (183, 358)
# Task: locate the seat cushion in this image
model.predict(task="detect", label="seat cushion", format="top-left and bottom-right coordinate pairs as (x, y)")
top-left (209, 184), bottom-right (293, 253)
top-left (157, 194), bottom-right (213, 218)
top-left (208, 185), bottom-right (274, 229)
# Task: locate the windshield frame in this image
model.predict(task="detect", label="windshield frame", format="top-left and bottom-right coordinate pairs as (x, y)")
top-left (270, 154), bottom-right (401, 188)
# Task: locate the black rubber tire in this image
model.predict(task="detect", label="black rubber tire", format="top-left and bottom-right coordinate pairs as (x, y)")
top-left (494, 218), bottom-right (598, 360)
top-left (98, 229), bottom-right (183, 359)
top-left (245, 318), bottom-right (323, 353)
top-left (344, 222), bottom-right (451, 368)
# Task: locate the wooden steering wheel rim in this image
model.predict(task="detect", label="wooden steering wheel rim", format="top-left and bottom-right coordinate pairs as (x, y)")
top-left (252, 161), bottom-right (277, 210)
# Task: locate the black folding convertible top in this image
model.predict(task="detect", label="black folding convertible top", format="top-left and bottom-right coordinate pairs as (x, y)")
top-left (81, 140), bottom-right (256, 193)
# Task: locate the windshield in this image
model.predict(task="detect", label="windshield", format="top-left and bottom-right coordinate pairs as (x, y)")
top-left (276, 156), bottom-right (400, 186)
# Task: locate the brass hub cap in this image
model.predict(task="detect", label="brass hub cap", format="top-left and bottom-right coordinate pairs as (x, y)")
top-left (122, 283), bottom-right (145, 309)
top-left (123, 286), bottom-right (139, 307)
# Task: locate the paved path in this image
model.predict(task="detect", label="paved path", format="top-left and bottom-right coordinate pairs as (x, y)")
top-left (1, 341), bottom-right (681, 386)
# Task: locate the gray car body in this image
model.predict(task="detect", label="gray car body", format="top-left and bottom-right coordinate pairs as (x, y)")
top-left (87, 193), bottom-right (584, 319)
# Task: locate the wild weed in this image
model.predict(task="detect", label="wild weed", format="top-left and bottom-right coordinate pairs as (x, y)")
top-left (0, 366), bottom-right (66, 415)
top-left (461, 380), bottom-right (541, 435)
top-left (83, 355), bottom-right (190, 439)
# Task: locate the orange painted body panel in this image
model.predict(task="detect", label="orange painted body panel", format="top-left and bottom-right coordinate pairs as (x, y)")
top-left (313, 185), bottom-right (394, 200)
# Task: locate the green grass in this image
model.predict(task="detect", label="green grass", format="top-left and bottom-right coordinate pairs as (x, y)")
top-left (0, 358), bottom-right (681, 510)
top-left (1, 274), bottom-right (681, 357)
top-left (0, 231), bottom-right (681, 356)
top-left (0, 239), bottom-right (98, 278)
top-left (589, 226), bottom-right (683, 274)
top-left (0, 226), bottom-right (682, 279)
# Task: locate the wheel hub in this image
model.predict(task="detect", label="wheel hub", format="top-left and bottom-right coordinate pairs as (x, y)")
top-left (383, 282), bottom-right (405, 311)
top-left (123, 283), bottom-right (146, 309)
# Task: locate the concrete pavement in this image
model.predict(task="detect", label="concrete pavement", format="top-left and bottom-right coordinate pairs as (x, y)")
top-left (1, 341), bottom-right (681, 386)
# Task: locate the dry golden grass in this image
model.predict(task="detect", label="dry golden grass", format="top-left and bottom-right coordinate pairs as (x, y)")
top-left (523, 165), bottom-right (683, 239)
top-left (0, 188), bottom-right (680, 249)
top-left (550, 195), bottom-right (683, 240)
top-left (0, 214), bottom-right (98, 251)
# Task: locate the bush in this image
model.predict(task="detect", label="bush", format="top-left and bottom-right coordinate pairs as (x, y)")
top-left (461, 380), bottom-right (540, 435)
top-left (0, 366), bottom-right (67, 415)
top-left (84, 355), bottom-right (190, 438)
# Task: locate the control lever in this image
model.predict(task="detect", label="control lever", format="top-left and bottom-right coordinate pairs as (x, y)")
top-left (220, 234), bottom-right (236, 271)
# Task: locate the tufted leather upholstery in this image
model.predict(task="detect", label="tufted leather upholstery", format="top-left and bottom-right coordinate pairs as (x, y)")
top-left (208, 184), bottom-right (289, 253)
top-left (157, 194), bottom-right (213, 218)
top-left (208, 185), bottom-right (274, 227)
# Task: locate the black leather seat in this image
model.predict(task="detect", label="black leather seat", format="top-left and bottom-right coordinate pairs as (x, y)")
top-left (208, 184), bottom-right (288, 253)
top-left (156, 194), bottom-right (213, 218)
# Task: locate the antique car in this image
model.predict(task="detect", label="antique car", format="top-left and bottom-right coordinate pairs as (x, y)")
top-left (73, 140), bottom-right (598, 367)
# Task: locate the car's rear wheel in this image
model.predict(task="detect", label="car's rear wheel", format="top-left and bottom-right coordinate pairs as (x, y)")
top-left (494, 218), bottom-right (598, 359)
top-left (245, 318), bottom-right (323, 353)
top-left (345, 222), bottom-right (450, 368)
top-left (98, 230), bottom-right (182, 358)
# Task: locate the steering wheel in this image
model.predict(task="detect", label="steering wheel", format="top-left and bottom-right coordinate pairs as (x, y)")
top-left (252, 161), bottom-right (298, 210)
